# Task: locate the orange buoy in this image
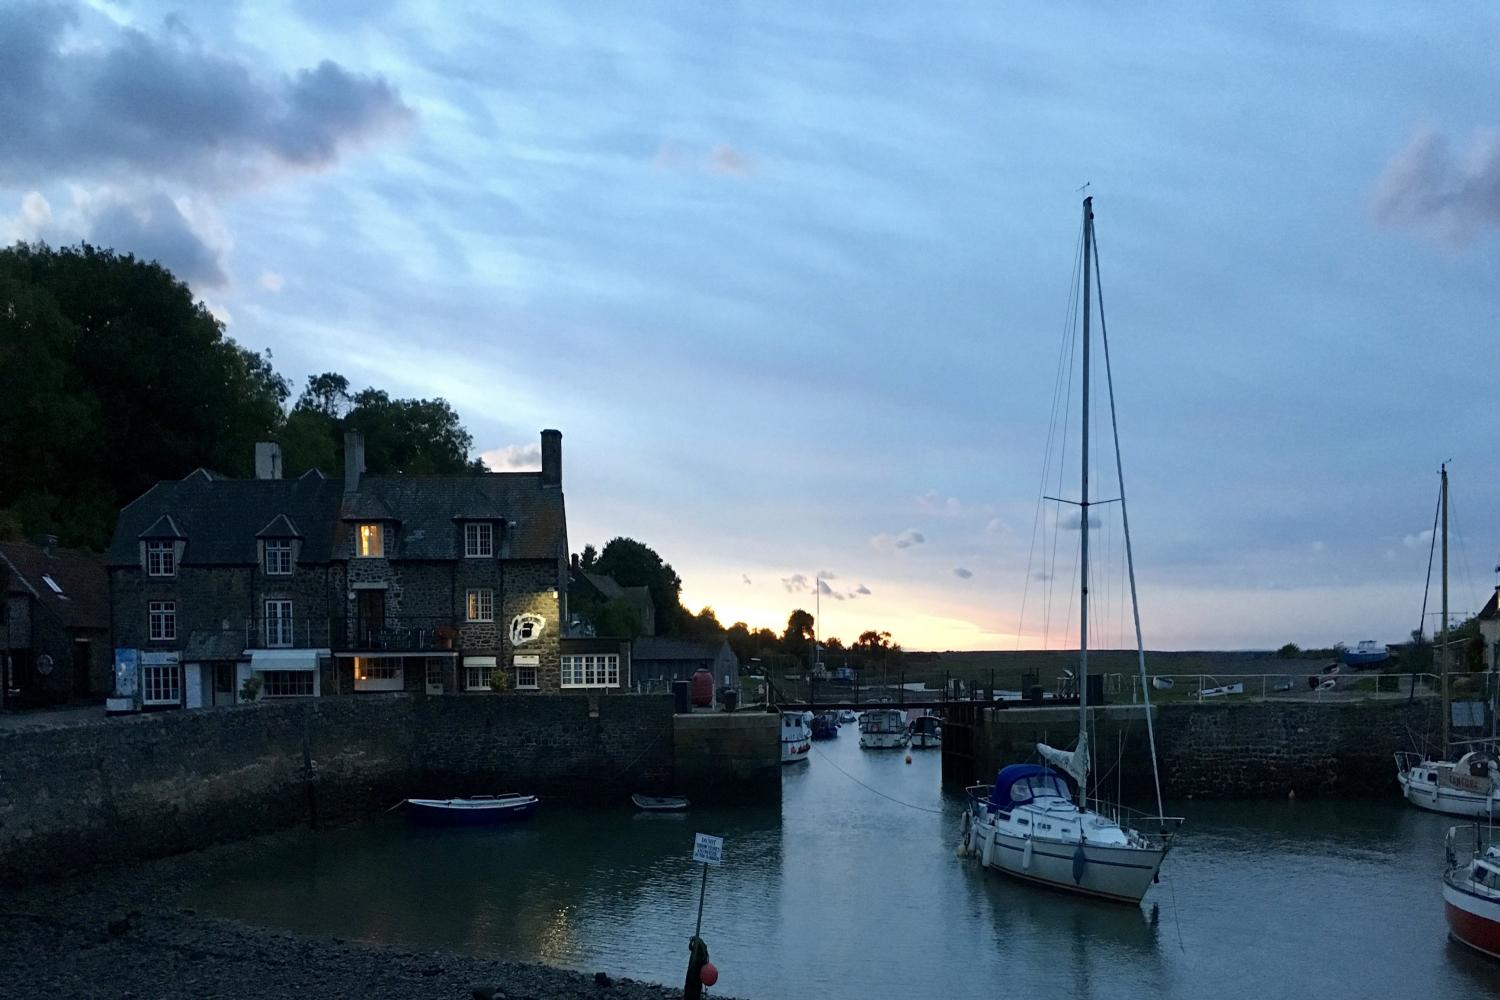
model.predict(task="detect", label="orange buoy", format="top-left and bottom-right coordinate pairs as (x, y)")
top-left (700, 962), bottom-right (719, 986)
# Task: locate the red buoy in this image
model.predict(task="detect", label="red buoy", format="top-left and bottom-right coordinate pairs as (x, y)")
top-left (700, 962), bottom-right (719, 986)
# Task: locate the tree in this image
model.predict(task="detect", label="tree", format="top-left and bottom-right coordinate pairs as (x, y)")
top-left (579, 544), bottom-right (598, 571)
top-left (592, 537), bottom-right (686, 633)
top-left (782, 609), bottom-right (815, 662)
top-left (680, 605), bottom-right (724, 640)
top-left (1276, 642), bottom-right (1301, 658)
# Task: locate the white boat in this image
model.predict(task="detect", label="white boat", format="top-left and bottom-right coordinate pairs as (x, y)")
top-left (962, 197), bottom-right (1182, 905)
top-left (1200, 681), bottom-right (1244, 698)
top-left (909, 714), bottom-right (942, 749)
top-left (405, 793), bottom-right (539, 824)
top-left (859, 708), bottom-right (909, 749)
top-left (632, 793), bottom-right (689, 811)
top-left (781, 711), bottom-right (811, 764)
top-left (1151, 676), bottom-right (1174, 691)
top-left (839, 709), bottom-right (857, 724)
top-left (1444, 824), bottom-right (1500, 959)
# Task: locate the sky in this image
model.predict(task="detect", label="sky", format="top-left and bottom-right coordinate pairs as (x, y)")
top-left (2, 1), bottom-right (1497, 651)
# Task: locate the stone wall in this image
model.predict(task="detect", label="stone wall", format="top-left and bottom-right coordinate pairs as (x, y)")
top-left (673, 713), bottom-right (780, 802)
top-left (0, 693), bottom-right (750, 885)
top-left (951, 698), bottom-right (1434, 801)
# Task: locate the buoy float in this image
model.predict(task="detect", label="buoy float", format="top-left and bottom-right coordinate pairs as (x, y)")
top-left (700, 962), bottom-right (719, 987)
top-left (905, 754), bottom-right (913, 765)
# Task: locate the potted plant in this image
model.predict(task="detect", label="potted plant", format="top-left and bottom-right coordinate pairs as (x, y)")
top-left (239, 675), bottom-right (264, 703)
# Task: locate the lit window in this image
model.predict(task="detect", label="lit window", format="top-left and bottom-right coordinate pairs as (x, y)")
top-left (515, 664), bottom-right (538, 689)
top-left (467, 588), bottom-right (494, 622)
top-left (353, 656), bottom-right (403, 691)
top-left (464, 522), bottom-right (494, 558)
top-left (142, 663), bottom-right (181, 705)
top-left (261, 670), bottom-right (314, 697)
top-left (148, 601), bottom-right (176, 641)
top-left (561, 653), bottom-right (620, 688)
top-left (464, 656), bottom-right (497, 691)
top-left (357, 523), bottom-right (384, 557)
top-left (146, 541), bottom-right (175, 577)
top-left (264, 599), bottom-right (293, 647)
top-left (264, 540), bottom-right (293, 575)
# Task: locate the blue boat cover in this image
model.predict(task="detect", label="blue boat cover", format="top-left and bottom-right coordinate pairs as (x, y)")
top-left (990, 763), bottom-right (1069, 809)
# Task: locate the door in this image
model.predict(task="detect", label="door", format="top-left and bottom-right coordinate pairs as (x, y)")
top-left (425, 658), bottom-right (445, 695)
top-left (72, 639), bottom-right (92, 697)
top-left (356, 590), bottom-right (386, 645)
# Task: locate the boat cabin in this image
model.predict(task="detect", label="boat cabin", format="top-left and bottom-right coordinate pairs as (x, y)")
top-left (988, 764), bottom-right (1072, 814)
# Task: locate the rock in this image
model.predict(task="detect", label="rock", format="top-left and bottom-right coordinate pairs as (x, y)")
top-left (595, 971), bottom-right (614, 988)
top-left (471, 987), bottom-right (505, 1000)
top-left (421, 964), bottom-right (443, 977)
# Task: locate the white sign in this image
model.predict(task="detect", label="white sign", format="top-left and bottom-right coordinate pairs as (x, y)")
top-left (692, 833), bottom-right (724, 866)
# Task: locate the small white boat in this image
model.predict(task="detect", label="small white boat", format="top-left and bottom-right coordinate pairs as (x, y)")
top-left (781, 711), bottom-right (812, 764)
top-left (1200, 681), bottom-right (1244, 698)
top-left (1445, 824), bottom-right (1500, 959)
top-left (405, 793), bottom-right (539, 824)
top-left (859, 708), bottom-right (909, 749)
top-left (632, 793), bottom-right (689, 811)
top-left (909, 713), bottom-right (942, 749)
top-left (839, 709), bottom-right (857, 723)
top-left (1397, 750), bottom-right (1500, 818)
top-left (1151, 676), bottom-right (1174, 691)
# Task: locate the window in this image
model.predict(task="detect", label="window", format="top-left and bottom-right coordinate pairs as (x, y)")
top-left (146, 541), bottom-right (175, 577)
top-left (467, 588), bottom-right (494, 622)
top-left (261, 670), bottom-right (314, 697)
top-left (464, 522), bottom-right (494, 558)
top-left (464, 655), bottom-right (496, 691)
top-left (42, 574), bottom-right (65, 595)
top-left (148, 601), bottom-right (176, 641)
top-left (353, 656), bottom-right (403, 691)
top-left (264, 539), bottom-right (293, 575)
top-left (357, 523), bottom-right (384, 557)
top-left (515, 664), bottom-right (538, 689)
top-left (264, 599), bottom-right (293, 647)
top-left (561, 653), bottom-right (620, 688)
top-left (142, 663), bottom-right (181, 705)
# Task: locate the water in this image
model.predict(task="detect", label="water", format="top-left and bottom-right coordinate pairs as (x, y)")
top-left (192, 733), bottom-right (1500, 999)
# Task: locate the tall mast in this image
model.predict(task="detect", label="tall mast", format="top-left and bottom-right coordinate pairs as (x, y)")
top-left (1441, 463), bottom-right (1450, 754)
top-left (1078, 196), bottom-right (1093, 804)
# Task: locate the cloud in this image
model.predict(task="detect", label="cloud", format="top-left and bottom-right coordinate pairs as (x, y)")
top-left (818, 579), bottom-right (846, 600)
top-left (985, 517), bottom-right (1010, 536)
top-left (741, 574), bottom-right (752, 586)
top-left (479, 442), bottom-right (541, 471)
top-left (0, 5), bottom-right (415, 188)
top-left (708, 143), bottom-right (751, 176)
top-left (1309, 541), bottom-right (1326, 554)
top-left (781, 573), bottom-right (810, 593)
top-left (953, 567), bottom-right (973, 579)
top-left (871, 529), bottom-right (925, 551)
top-left (1403, 528), bottom-right (1434, 550)
top-left (1372, 126), bottom-right (1500, 247)
top-left (1061, 512), bottom-right (1102, 531)
top-left (855, 584), bottom-right (871, 595)
top-left (818, 570), bottom-right (837, 580)
top-left (259, 270), bottom-right (284, 292)
top-left (919, 489), bottom-right (964, 515)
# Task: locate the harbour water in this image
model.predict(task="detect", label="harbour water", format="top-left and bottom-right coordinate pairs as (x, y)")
top-left (192, 730), bottom-right (1500, 999)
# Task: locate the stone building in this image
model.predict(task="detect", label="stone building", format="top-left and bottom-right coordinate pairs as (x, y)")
top-left (105, 430), bottom-right (586, 708)
top-left (0, 539), bottom-right (111, 706)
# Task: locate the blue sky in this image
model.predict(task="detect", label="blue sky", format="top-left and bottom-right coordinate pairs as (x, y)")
top-left (4, 1), bottom-right (1497, 650)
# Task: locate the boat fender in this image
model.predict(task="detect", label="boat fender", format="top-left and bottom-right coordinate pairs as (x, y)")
top-left (1022, 836), bottom-right (1034, 870)
top-left (1072, 842), bottom-right (1088, 884)
top-left (958, 809), bottom-right (972, 857)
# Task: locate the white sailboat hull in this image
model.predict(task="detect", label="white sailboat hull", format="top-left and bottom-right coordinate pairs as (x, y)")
top-left (1398, 770), bottom-right (1497, 818)
top-left (859, 730), bottom-right (909, 749)
top-left (971, 821), bottom-right (1166, 903)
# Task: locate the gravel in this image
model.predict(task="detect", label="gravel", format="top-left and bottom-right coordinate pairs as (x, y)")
top-left (3, 837), bottom-right (730, 1000)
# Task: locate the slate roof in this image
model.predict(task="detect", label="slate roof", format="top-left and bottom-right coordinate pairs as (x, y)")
top-left (183, 629), bottom-right (249, 661)
top-left (631, 637), bottom-right (732, 662)
top-left (255, 514), bottom-right (303, 539)
top-left (0, 542), bottom-right (109, 630)
top-left (338, 473), bottom-right (565, 561)
top-left (107, 476), bottom-right (346, 567)
top-left (583, 572), bottom-right (626, 600)
top-left (1480, 589), bottom-right (1498, 622)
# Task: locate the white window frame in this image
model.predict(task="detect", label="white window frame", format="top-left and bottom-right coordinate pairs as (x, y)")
top-left (264, 539), bottom-right (293, 575)
top-left (561, 653), bottom-right (620, 689)
top-left (357, 523), bottom-right (384, 558)
top-left (515, 664), bottom-right (538, 690)
top-left (353, 656), bottom-right (403, 692)
top-left (464, 522), bottom-right (494, 558)
top-left (264, 599), bottom-right (294, 648)
top-left (148, 600), bottom-right (176, 641)
top-left (146, 541), bottom-right (175, 577)
top-left (142, 663), bottom-right (181, 705)
top-left (466, 588), bottom-right (494, 623)
top-left (261, 670), bottom-right (314, 698)
top-left (464, 655), bottom-right (497, 692)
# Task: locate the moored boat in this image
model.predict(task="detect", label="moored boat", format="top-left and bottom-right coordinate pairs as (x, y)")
top-left (838, 709), bottom-right (858, 724)
top-left (1396, 748), bottom-right (1500, 817)
top-left (858, 708), bottom-right (908, 749)
top-left (405, 793), bottom-right (539, 824)
top-left (781, 711), bottom-right (812, 764)
top-left (1444, 824), bottom-right (1500, 959)
top-left (632, 793), bottom-right (689, 811)
top-left (1341, 639), bottom-right (1389, 668)
top-left (909, 714), bottom-right (942, 749)
top-left (811, 712), bottom-right (841, 740)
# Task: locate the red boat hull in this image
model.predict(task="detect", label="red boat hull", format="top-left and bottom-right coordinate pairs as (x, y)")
top-left (1445, 882), bottom-right (1500, 960)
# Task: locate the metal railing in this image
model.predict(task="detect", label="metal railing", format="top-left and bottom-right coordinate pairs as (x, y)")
top-left (334, 615), bottom-right (458, 652)
top-left (1123, 671), bottom-right (1496, 702)
top-left (243, 617), bottom-right (331, 649)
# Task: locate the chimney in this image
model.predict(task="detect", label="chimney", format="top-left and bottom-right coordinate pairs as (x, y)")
top-left (35, 534), bottom-right (57, 556)
top-left (344, 431), bottom-right (366, 493)
top-left (254, 442), bottom-right (282, 480)
top-left (540, 429), bottom-right (562, 488)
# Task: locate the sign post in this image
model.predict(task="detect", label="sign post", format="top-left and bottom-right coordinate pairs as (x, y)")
top-left (685, 833), bottom-right (724, 999)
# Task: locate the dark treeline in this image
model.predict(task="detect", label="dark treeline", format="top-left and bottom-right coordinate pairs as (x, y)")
top-left (0, 243), bottom-right (483, 550)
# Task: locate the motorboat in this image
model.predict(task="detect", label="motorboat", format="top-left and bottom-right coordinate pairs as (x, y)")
top-left (1341, 639), bottom-right (1389, 669)
top-left (811, 712), bottom-right (841, 740)
top-left (1444, 824), bottom-right (1500, 959)
top-left (632, 793), bottom-right (689, 811)
top-left (909, 714), bottom-right (942, 749)
top-left (405, 793), bottom-right (539, 824)
top-left (1151, 676), bottom-right (1174, 691)
top-left (781, 711), bottom-right (812, 764)
top-left (839, 709), bottom-right (858, 724)
top-left (1396, 748), bottom-right (1500, 817)
top-left (859, 708), bottom-right (909, 749)
top-left (1200, 681), bottom-right (1244, 698)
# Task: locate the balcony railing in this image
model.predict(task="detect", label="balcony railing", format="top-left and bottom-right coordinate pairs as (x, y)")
top-left (243, 617), bottom-right (332, 649)
top-left (334, 616), bottom-right (459, 653)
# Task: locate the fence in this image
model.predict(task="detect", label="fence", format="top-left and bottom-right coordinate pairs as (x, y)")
top-left (1123, 671), bottom-right (1500, 703)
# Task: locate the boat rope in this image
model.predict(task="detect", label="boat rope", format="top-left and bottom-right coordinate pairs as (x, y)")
top-left (1163, 869), bottom-right (1187, 953)
top-left (807, 743), bottom-right (943, 814)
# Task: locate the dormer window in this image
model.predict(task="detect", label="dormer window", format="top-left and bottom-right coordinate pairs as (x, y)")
top-left (465, 522), bottom-right (494, 558)
top-left (358, 523), bottom-right (384, 558)
top-left (147, 541), bottom-right (176, 577)
top-left (264, 539), bottom-right (293, 575)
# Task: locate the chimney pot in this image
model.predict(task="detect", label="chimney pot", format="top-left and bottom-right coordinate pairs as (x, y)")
top-left (254, 442), bottom-right (282, 480)
top-left (344, 431), bottom-right (366, 493)
top-left (540, 429), bottom-right (562, 488)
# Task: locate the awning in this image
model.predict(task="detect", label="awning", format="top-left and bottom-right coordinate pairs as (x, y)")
top-left (249, 648), bottom-right (329, 671)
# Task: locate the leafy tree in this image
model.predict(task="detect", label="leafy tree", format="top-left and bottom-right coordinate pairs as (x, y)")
top-left (782, 609), bottom-right (815, 661)
top-left (680, 605), bottom-right (724, 639)
top-left (579, 544), bottom-right (598, 571)
top-left (1276, 642), bottom-right (1301, 658)
top-left (592, 537), bottom-right (685, 633)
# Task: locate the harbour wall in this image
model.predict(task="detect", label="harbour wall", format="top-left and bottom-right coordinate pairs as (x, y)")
top-left (0, 695), bottom-right (778, 884)
top-left (944, 698), bottom-right (1437, 800)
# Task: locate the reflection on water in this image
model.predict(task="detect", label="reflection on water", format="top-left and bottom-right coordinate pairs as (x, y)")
top-left (193, 733), bottom-right (1500, 1000)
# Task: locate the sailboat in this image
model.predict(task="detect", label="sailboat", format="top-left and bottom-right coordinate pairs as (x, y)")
top-left (961, 197), bottom-right (1182, 904)
top-left (1394, 465), bottom-right (1500, 817)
